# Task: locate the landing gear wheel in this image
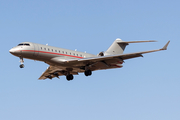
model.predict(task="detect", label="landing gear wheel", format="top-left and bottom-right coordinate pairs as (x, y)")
top-left (84, 70), bottom-right (92, 76)
top-left (19, 57), bottom-right (24, 68)
top-left (20, 64), bottom-right (24, 68)
top-left (66, 74), bottom-right (74, 81)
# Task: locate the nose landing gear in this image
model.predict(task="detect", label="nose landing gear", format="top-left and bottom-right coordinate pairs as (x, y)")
top-left (19, 57), bottom-right (24, 68)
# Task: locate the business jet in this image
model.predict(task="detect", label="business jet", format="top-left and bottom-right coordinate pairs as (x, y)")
top-left (9, 38), bottom-right (170, 81)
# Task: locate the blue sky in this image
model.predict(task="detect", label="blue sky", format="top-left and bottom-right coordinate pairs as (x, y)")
top-left (0, 0), bottom-right (179, 120)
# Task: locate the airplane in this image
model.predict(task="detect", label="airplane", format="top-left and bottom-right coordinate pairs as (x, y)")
top-left (9, 38), bottom-right (170, 81)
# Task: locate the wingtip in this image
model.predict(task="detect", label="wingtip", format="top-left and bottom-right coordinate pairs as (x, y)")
top-left (149, 40), bottom-right (157, 42)
top-left (161, 41), bottom-right (170, 50)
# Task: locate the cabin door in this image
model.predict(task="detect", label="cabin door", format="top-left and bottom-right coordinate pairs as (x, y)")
top-left (33, 44), bottom-right (39, 56)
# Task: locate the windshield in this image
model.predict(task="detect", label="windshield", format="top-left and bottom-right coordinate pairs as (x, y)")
top-left (18, 43), bottom-right (30, 46)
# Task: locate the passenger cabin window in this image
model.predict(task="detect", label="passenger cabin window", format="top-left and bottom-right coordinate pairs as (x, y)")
top-left (52, 49), bottom-right (53, 52)
top-left (55, 50), bottom-right (57, 52)
top-left (44, 48), bottom-right (46, 50)
top-left (66, 52), bottom-right (67, 54)
top-left (59, 50), bottom-right (60, 53)
top-left (48, 48), bottom-right (50, 51)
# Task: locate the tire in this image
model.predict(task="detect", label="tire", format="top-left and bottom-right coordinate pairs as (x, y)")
top-left (20, 64), bottom-right (24, 68)
top-left (66, 74), bottom-right (74, 81)
top-left (84, 70), bottom-right (92, 76)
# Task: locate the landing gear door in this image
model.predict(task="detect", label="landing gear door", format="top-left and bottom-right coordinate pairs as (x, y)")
top-left (33, 44), bottom-right (39, 56)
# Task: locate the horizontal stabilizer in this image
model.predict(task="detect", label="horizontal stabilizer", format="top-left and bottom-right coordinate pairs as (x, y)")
top-left (117, 40), bottom-right (157, 44)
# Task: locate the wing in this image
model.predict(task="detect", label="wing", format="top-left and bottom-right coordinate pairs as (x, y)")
top-left (38, 66), bottom-right (78, 80)
top-left (39, 41), bottom-right (170, 80)
top-left (63, 41), bottom-right (170, 63)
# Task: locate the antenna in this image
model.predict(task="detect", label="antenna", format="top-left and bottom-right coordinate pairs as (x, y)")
top-left (46, 43), bottom-right (48, 46)
top-left (75, 49), bottom-right (77, 51)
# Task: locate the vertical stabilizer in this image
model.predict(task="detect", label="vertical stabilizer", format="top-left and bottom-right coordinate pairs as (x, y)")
top-left (104, 38), bottom-right (128, 56)
top-left (104, 38), bottom-right (157, 56)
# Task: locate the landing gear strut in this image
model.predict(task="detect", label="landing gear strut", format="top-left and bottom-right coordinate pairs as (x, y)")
top-left (19, 57), bottom-right (24, 68)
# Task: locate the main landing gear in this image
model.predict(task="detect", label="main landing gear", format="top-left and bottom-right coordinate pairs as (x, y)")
top-left (84, 70), bottom-right (92, 76)
top-left (66, 69), bottom-right (92, 81)
top-left (19, 57), bottom-right (24, 68)
top-left (83, 66), bottom-right (92, 76)
top-left (66, 74), bottom-right (74, 81)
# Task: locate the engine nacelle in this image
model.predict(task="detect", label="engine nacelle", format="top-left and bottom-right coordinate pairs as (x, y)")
top-left (97, 51), bottom-right (104, 56)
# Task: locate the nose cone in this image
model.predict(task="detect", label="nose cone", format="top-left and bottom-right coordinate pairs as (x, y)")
top-left (9, 48), bottom-right (21, 56)
top-left (9, 48), bottom-right (15, 54)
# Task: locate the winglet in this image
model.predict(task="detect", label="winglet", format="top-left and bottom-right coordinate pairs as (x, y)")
top-left (161, 41), bottom-right (170, 50)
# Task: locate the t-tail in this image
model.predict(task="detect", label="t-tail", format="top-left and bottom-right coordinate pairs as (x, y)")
top-left (104, 38), bottom-right (156, 56)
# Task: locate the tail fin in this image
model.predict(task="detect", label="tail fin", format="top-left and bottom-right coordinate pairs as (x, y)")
top-left (104, 38), bottom-right (156, 55)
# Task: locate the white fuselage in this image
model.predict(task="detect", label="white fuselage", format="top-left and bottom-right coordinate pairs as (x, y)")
top-left (9, 42), bottom-right (96, 65)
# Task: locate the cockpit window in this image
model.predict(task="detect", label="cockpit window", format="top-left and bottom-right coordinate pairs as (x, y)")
top-left (24, 43), bottom-right (30, 46)
top-left (18, 44), bottom-right (24, 46)
top-left (18, 43), bottom-right (30, 46)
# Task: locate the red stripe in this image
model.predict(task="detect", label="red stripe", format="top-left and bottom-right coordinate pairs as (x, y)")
top-left (117, 61), bottom-right (123, 64)
top-left (21, 50), bottom-right (83, 58)
top-left (111, 65), bottom-right (122, 68)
